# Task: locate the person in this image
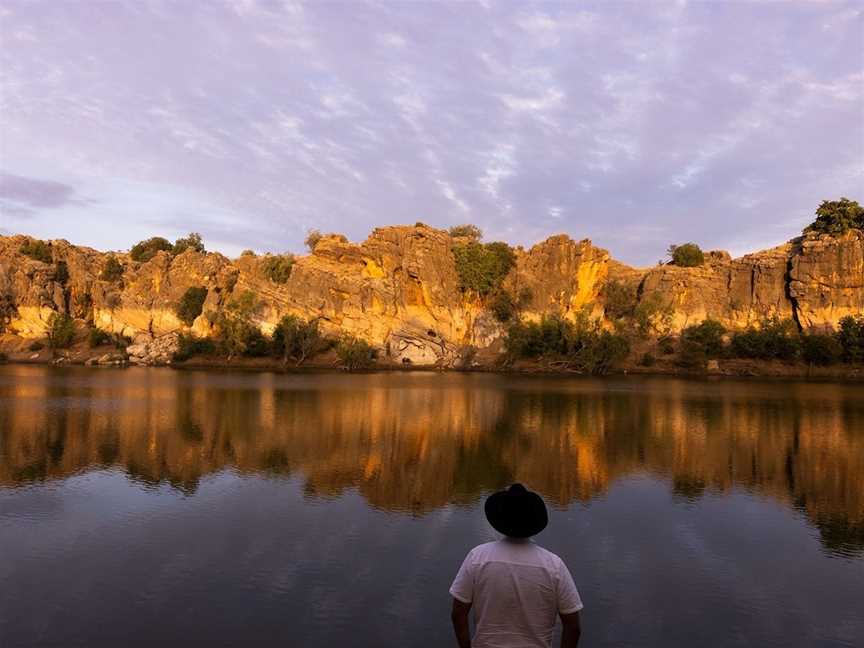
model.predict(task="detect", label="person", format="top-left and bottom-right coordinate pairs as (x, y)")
top-left (449, 483), bottom-right (583, 648)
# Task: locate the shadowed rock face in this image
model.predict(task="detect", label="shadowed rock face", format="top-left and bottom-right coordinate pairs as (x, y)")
top-left (1, 225), bottom-right (862, 365)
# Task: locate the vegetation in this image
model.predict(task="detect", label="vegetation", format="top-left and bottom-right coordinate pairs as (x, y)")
top-left (46, 313), bottom-right (76, 349)
top-left (305, 229), bottom-right (323, 251)
top-left (487, 288), bottom-right (533, 323)
top-left (0, 351), bottom-right (7, 363)
top-left (129, 236), bottom-right (173, 262)
top-left (175, 286), bottom-right (208, 326)
top-left (53, 261), bottom-right (69, 285)
top-left (801, 334), bottom-right (844, 366)
top-left (172, 232), bottom-right (205, 255)
top-left (805, 198), bottom-right (864, 236)
top-left (240, 249), bottom-right (256, 257)
top-left (20, 239), bottom-right (52, 263)
top-left (448, 224), bottom-right (483, 242)
top-left (633, 293), bottom-right (673, 338)
top-left (639, 352), bottom-right (656, 367)
top-left (337, 337), bottom-right (377, 370)
top-left (272, 315), bottom-right (328, 365)
top-left (837, 315), bottom-right (864, 363)
top-left (602, 279), bottom-right (638, 320)
top-left (28, 341), bottom-right (44, 352)
top-left (262, 254), bottom-right (295, 284)
top-left (667, 242), bottom-right (705, 267)
top-left (730, 317), bottom-right (801, 361)
top-left (100, 255), bottom-right (124, 281)
top-left (173, 333), bottom-right (217, 362)
top-left (677, 319), bottom-right (726, 368)
top-left (453, 241), bottom-right (516, 296)
top-left (88, 327), bottom-right (112, 348)
top-left (505, 313), bottom-right (630, 375)
top-left (0, 293), bottom-right (16, 332)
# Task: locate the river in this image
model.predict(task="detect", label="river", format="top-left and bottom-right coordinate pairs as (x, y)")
top-left (1, 365), bottom-right (862, 647)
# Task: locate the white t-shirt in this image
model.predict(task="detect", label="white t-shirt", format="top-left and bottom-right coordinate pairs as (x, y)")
top-left (449, 539), bottom-right (583, 648)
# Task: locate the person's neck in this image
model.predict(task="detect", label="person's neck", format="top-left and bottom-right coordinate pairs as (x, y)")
top-left (503, 536), bottom-right (532, 543)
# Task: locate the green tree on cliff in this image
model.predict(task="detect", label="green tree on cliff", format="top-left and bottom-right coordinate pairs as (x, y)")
top-left (175, 286), bottom-right (208, 326)
top-left (129, 237), bottom-right (173, 262)
top-left (805, 198), bottom-right (864, 235)
top-left (453, 241), bottom-right (516, 296)
top-left (448, 224), bottom-right (483, 242)
top-left (172, 232), bottom-right (205, 255)
top-left (667, 242), bottom-right (705, 267)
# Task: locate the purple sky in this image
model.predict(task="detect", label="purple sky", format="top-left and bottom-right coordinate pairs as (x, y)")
top-left (0, 1), bottom-right (862, 265)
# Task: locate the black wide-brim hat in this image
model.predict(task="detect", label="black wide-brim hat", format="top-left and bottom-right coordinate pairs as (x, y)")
top-left (484, 483), bottom-right (548, 538)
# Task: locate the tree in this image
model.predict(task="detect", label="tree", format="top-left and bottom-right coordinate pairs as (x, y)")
top-left (47, 312), bottom-right (75, 349)
top-left (100, 255), bottom-right (124, 282)
top-left (305, 229), bottom-right (323, 251)
top-left (805, 198), bottom-right (864, 236)
top-left (53, 261), bottom-right (69, 285)
top-left (262, 254), bottom-right (295, 284)
top-left (667, 243), bottom-right (705, 267)
top-left (452, 241), bottom-right (516, 296)
top-left (448, 224), bottom-right (483, 242)
top-left (173, 232), bottom-right (205, 255)
top-left (19, 239), bottom-right (52, 263)
top-left (602, 279), bottom-right (638, 320)
top-left (175, 286), bottom-right (208, 326)
top-left (130, 237), bottom-right (173, 262)
top-left (837, 315), bottom-right (864, 364)
top-left (337, 337), bottom-right (377, 370)
top-left (272, 315), bottom-right (328, 365)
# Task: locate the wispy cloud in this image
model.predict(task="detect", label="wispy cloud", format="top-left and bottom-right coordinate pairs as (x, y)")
top-left (0, 1), bottom-right (860, 263)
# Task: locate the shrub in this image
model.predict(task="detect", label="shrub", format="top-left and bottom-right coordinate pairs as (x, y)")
top-left (0, 293), bottom-right (16, 332)
top-left (801, 334), bottom-right (843, 366)
top-left (640, 352), bottom-right (656, 367)
top-left (337, 337), bottom-right (377, 370)
top-left (129, 237), bottom-right (173, 262)
top-left (88, 327), bottom-right (112, 348)
top-left (262, 254), bottom-right (295, 284)
top-left (730, 317), bottom-right (801, 361)
top-left (603, 279), bottom-right (638, 320)
top-left (243, 327), bottom-right (271, 357)
top-left (0, 351), bottom-right (7, 363)
top-left (681, 319), bottom-right (726, 357)
top-left (100, 255), bottom-right (124, 282)
top-left (175, 286), bottom-right (208, 326)
top-left (20, 239), bottom-right (52, 263)
top-left (305, 229), bottom-right (323, 251)
top-left (659, 338), bottom-right (675, 355)
top-left (28, 341), bottom-right (45, 352)
top-left (53, 261), bottom-right (69, 285)
top-left (240, 249), bottom-right (256, 257)
top-left (505, 314), bottom-right (630, 375)
top-left (272, 315), bottom-right (328, 365)
top-left (488, 290), bottom-right (517, 323)
top-left (46, 313), bottom-right (75, 349)
top-left (667, 243), bottom-right (705, 267)
top-left (173, 333), bottom-right (217, 362)
top-left (633, 293), bottom-right (674, 338)
top-left (448, 224), bottom-right (483, 242)
top-left (172, 232), bottom-right (205, 255)
top-left (453, 241), bottom-right (515, 296)
top-left (837, 315), bottom-right (864, 364)
top-left (805, 198), bottom-right (864, 236)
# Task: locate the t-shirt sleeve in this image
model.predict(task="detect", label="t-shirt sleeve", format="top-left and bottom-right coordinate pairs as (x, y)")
top-left (449, 551), bottom-right (475, 604)
top-left (556, 559), bottom-right (583, 614)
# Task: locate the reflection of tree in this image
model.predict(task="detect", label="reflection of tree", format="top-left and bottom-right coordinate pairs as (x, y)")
top-left (1, 371), bottom-right (863, 554)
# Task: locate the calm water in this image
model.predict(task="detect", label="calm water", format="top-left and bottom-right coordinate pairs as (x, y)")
top-left (1, 366), bottom-right (863, 647)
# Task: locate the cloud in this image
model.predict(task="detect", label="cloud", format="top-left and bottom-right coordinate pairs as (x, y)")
top-left (0, 172), bottom-right (93, 217)
top-left (0, 1), bottom-right (860, 264)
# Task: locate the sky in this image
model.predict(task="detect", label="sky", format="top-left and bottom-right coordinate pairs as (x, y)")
top-left (0, 1), bottom-right (862, 265)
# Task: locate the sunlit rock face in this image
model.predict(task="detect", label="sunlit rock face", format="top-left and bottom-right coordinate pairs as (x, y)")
top-left (789, 230), bottom-right (864, 330)
top-left (634, 245), bottom-right (794, 330)
top-left (1, 225), bottom-right (862, 365)
top-left (508, 235), bottom-right (609, 322)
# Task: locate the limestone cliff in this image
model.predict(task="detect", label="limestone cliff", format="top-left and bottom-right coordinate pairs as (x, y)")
top-left (1, 225), bottom-right (862, 366)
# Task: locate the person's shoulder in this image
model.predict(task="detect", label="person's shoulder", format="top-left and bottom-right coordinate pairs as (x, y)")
top-left (531, 543), bottom-right (567, 567)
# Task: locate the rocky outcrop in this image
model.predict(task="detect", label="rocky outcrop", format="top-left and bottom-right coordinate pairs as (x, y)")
top-left (788, 230), bottom-right (864, 330)
top-left (1, 225), bottom-right (862, 367)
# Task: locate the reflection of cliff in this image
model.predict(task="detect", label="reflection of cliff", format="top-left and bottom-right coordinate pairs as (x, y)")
top-left (1, 368), bottom-right (862, 552)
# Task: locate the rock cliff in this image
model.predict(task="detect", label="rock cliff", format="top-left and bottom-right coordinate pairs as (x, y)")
top-left (1, 225), bottom-right (862, 366)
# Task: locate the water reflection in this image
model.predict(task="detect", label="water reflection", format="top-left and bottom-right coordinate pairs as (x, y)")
top-left (1, 366), bottom-right (862, 554)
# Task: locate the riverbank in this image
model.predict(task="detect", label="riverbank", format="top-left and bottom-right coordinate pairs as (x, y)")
top-left (2, 337), bottom-right (862, 380)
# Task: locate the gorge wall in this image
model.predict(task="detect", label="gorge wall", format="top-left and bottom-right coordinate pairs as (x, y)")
top-left (0, 225), bottom-right (862, 366)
